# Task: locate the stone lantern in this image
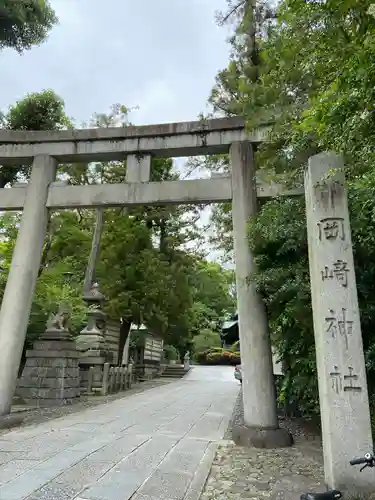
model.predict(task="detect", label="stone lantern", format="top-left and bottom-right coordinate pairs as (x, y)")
top-left (76, 283), bottom-right (111, 392)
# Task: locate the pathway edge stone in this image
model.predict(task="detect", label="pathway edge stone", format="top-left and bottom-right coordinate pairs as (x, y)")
top-left (185, 442), bottom-right (218, 500)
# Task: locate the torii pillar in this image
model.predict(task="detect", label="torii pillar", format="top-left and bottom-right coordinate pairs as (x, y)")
top-left (231, 141), bottom-right (292, 448)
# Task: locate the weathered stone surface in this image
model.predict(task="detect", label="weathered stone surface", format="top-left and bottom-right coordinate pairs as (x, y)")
top-left (21, 367), bottom-right (79, 378)
top-left (0, 458), bottom-right (41, 485)
top-left (25, 358), bottom-right (78, 368)
top-left (0, 414), bottom-right (24, 430)
top-left (32, 341), bottom-right (75, 351)
top-left (18, 377), bottom-right (79, 389)
top-left (76, 340), bottom-right (104, 351)
top-left (232, 424), bottom-right (293, 449)
top-left (0, 155), bottom-right (57, 416)
top-left (17, 333), bottom-right (80, 408)
top-left (77, 284), bottom-right (110, 396)
top-left (17, 387), bottom-right (79, 400)
top-left (79, 356), bottom-right (106, 365)
top-left (26, 460), bottom-right (115, 500)
top-left (305, 152), bottom-right (374, 492)
top-left (230, 142), bottom-right (279, 433)
top-left (26, 349), bottom-right (79, 359)
top-left (0, 366), bottom-right (238, 500)
top-left (231, 390), bottom-right (293, 449)
top-left (21, 396), bottom-right (80, 408)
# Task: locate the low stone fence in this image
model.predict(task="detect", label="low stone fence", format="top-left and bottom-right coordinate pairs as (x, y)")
top-left (85, 363), bottom-right (134, 396)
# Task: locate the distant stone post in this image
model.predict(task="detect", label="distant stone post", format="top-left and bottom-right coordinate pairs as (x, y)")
top-left (305, 152), bottom-right (374, 493)
top-left (184, 351), bottom-right (190, 370)
top-left (128, 358), bottom-right (134, 388)
top-left (101, 362), bottom-right (110, 396)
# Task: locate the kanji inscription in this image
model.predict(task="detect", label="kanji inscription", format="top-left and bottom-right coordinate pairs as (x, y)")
top-left (317, 217), bottom-right (345, 241)
top-left (314, 180), bottom-right (343, 210)
top-left (321, 260), bottom-right (349, 288)
top-left (325, 308), bottom-right (353, 349)
top-left (344, 367), bottom-right (362, 393)
top-left (329, 366), bottom-right (362, 394)
top-left (330, 366), bottom-right (342, 394)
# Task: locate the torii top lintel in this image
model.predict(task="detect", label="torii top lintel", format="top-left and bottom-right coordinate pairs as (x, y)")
top-left (0, 117), bottom-right (267, 166)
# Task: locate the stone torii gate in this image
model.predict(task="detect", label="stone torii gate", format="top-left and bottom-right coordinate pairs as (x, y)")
top-left (0, 118), bottom-right (287, 440)
top-left (0, 118), bottom-right (373, 491)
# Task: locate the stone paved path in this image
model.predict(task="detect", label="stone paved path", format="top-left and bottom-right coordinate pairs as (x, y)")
top-left (0, 366), bottom-right (239, 500)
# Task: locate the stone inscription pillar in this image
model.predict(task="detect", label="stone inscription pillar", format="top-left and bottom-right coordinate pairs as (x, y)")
top-left (305, 152), bottom-right (374, 492)
top-left (0, 155), bottom-right (57, 416)
top-left (231, 142), bottom-right (291, 447)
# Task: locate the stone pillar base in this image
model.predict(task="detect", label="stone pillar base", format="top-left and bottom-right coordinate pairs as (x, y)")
top-left (232, 423), bottom-right (293, 449)
top-left (0, 414), bottom-right (25, 430)
top-left (17, 339), bottom-right (80, 408)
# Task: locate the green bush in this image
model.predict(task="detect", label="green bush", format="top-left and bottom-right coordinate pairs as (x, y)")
top-left (163, 345), bottom-right (179, 361)
top-left (193, 328), bottom-right (222, 354)
top-left (231, 340), bottom-right (240, 352)
top-left (196, 348), bottom-right (240, 366)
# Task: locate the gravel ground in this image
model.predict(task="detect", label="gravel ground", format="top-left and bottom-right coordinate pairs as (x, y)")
top-left (0, 378), bottom-right (175, 436)
top-left (203, 389), bottom-right (325, 500)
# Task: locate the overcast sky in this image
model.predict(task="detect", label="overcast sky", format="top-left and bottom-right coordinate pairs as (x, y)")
top-left (0, 0), bottom-right (231, 125)
top-left (0, 0), bottom-right (232, 263)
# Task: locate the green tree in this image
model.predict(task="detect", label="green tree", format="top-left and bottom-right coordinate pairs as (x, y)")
top-left (187, 259), bottom-right (235, 336)
top-left (0, 0), bottom-right (57, 52)
top-left (0, 98), bottom-right (237, 371)
top-left (206, 0), bottom-right (375, 419)
top-left (0, 212), bottom-right (88, 350)
top-left (211, 0), bottom-right (375, 181)
top-left (6, 89), bottom-right (70, 131)
top-left (0, 89), bottom-right (71, 187)
top-left (193, 328), bottom-right (222, 355)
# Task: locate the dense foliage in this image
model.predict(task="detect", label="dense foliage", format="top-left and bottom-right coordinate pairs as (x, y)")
top-left (0, 0), bottom-right (57, 52)
top-left (195, 347), bottom-right (240, 366)
top-left (193, 328), bottom-right (222, 355)
top-left (208, 0), bottom-right (375, 418)
top-left (0, 89), bottom-right (70, 187)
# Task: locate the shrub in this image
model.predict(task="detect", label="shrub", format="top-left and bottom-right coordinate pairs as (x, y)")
top-left (193, 329), bottom-right (222, 353)
top-left (163, 345), bottom-right (179, 361)
top-left (231, 340), bottom-right (240, 352)
top-left (197, 348), bottom-right (240, 365)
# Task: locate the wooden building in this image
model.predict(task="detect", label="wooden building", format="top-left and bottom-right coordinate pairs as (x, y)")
top-left (128, 324), bottom-right (164, 378)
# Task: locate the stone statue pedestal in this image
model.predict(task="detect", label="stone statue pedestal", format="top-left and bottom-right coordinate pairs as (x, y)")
top-left (17, 310), bottom-right (80, 407)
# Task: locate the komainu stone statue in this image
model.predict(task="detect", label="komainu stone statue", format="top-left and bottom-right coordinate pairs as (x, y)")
top-left (16, 301), bottom-right (79, 407)
top-left (47, 309), bottom-right (70, 331)
top-left (43, 304), bottom-right (71, 340)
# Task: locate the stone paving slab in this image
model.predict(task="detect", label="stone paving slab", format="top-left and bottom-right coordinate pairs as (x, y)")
top-left (0, 366), bottom-right (239, 500)
top-left (4, 379), bottom-right (174, 435)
